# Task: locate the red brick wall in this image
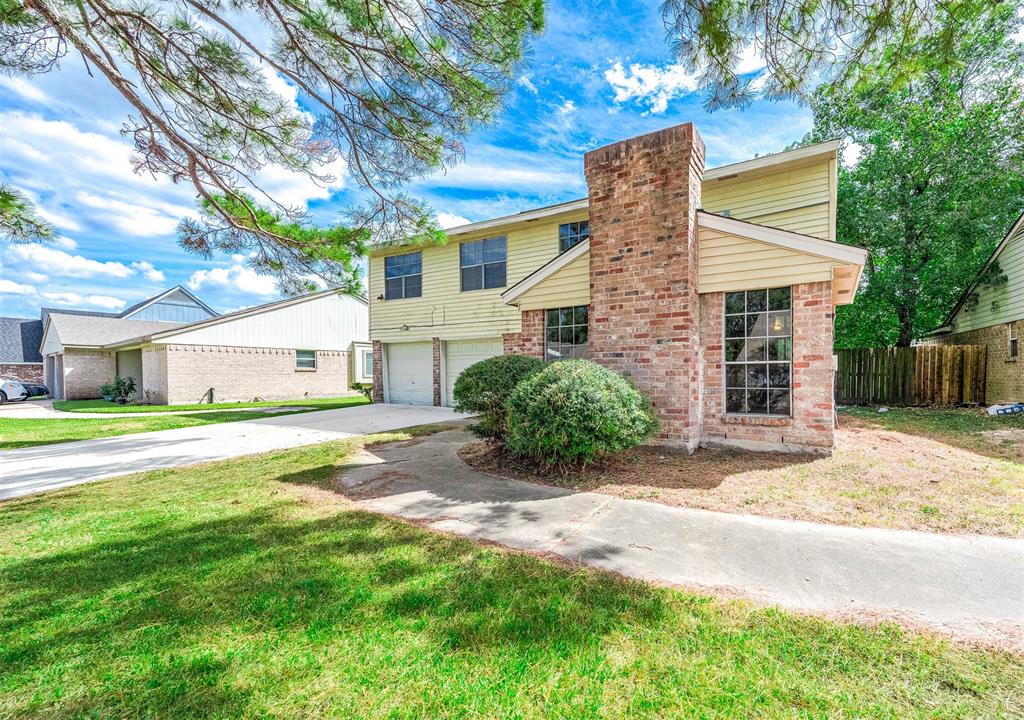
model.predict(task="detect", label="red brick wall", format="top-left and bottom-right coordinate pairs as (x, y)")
top-left (924, 320), bottom-right (1022, 404)
top-left (371, 340), bottom-right (384, 402)
top-left (502, 309), bottom-right (545, 358)
top-left (700, 282), bottom-right (835, 451)
top-left (432, 337), bottom-right (442, 406)
top-left (583, 122), bottom-right (706, 450)
top-left (0, 363), bottom-right (43, 385)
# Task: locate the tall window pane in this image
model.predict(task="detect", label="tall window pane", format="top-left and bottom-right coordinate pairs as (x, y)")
top-left (545, 306), bottom-right (589, 360)
top-left (384, 251), bottom-right (422, 299)
top-left (724, 287), bottom-right (791, 415)
top-left (460, 236), bottom-right (506, 291)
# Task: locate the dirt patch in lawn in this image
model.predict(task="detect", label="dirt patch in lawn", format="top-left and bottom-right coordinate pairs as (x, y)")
top-left (460, 420), bottom-right (1024, 538)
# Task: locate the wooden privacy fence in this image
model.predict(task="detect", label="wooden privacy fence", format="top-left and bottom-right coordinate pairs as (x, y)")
top-left (836, 345), bottom-right (987, 406)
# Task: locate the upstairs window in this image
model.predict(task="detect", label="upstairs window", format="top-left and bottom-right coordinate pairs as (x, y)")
top-left (384, 252), bottom-right (422, 300)
top-left (296, 350), bottom-right (317, 370)
top-left (724, 287), bottom-right (792, 416)
top-left (460, 236), bottom-right (506, 291)
top-left (545, 306), bottom-right (589, 360)
top-left (559, 221), bottom-right (589, 253)
top-left (1011, 323), bottom-right (1019, 359)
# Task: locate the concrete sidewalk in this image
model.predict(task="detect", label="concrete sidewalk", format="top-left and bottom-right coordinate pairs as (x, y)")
top-left (1, 404), bottom-right (468, 501)
top-left (342, 429), bottom-right (1024, 648)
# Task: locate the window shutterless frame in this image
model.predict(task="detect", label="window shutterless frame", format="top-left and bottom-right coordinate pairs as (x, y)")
top-left (558, 221), bottom-right (589, 253)
top-left (1010, 323), bottom-right (1019, 359)
top-left (545, 306), bottom-right (589, 360)
top-left (460, 236), bottom-right (506, 291)
top-left (723, 287), bottom-right (792, 416)
top-left (295, 349), bottom-right (317, 370)
top-left (384, 251), bottom-right (422, 300)
top-left (362, 349), bottom-right (374, 377)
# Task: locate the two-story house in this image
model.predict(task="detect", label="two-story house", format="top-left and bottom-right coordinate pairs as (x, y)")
top-left (368, 123), bottom-right (867, 453)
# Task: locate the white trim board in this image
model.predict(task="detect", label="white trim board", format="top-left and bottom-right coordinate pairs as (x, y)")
top-left (697, 212), bottom-right (867, 266)
top-left (501, 238), bottom-right (591, 305)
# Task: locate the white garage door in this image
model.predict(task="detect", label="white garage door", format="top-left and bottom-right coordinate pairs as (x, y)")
top-left (445, 338), bottom-right (503, 406)
top-left (386, 342), bottom-right (433, 405)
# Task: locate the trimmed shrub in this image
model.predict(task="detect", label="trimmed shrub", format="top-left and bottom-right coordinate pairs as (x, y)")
top-left (452, 354), bottom-right (546, 440)
top-left (505, 360), bottom-right (659, 468)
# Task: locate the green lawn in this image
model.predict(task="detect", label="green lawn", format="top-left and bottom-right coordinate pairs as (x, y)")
top-left (0, 396), bottom-right (369, 449)
top-left (1, 433), bottom-right (1021, 718)
top-left (53, 395), bottom-right (369, 414)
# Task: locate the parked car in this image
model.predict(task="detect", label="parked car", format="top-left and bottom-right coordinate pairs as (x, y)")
top-left (0, 379), bottom-right (30, 403)
top-left (24, 384), bottom-right (49, 398)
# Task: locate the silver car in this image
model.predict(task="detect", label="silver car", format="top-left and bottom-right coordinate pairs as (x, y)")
top-left (0, 379), bottom-right (30, 404)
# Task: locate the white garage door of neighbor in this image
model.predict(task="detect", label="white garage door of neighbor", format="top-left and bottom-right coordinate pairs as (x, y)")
top-left (445, 338), bottom-right (502, 406)
top-left (386, 342), bottom-right (434, 405)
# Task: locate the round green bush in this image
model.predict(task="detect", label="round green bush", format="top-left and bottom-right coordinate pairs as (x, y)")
top-left (505, 359), bottom-right (659, 468)
top-left (452, 354), bottom-right (546, 440)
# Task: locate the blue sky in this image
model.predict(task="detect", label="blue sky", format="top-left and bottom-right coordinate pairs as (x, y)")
top-left (0, 0), bottom-right (815, 319)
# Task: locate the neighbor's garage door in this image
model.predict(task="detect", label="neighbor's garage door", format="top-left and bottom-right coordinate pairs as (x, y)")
top-left (386, 341), bottom-right (433, 405)
top-left (444, 338), bottom-right (502, 406)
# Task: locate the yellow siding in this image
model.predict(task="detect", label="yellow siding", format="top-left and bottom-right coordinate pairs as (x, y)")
top-left (703, 159), bottom-right (834, 241)
top-left (951, 224), bottom-right (1024, 332)
top-left (369, 211), bottom-right (587, 342)
top-left (698, 227), bottom-right (842, 293)
top-left (515, 251), bottom-right (591, 311)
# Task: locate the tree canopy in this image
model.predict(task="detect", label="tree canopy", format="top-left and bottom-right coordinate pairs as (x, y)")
top-left (807, 10), bottom-right (1024, 347)
top-left (0, 0), bottom-right (543, 288)
top-left (661, 0), bottom-right (1017, 109)
top-left (0, 183), bottom-right (52, 242)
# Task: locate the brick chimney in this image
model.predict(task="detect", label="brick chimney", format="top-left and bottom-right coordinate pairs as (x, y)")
top-left (583, 123), bottom-right (706, 450)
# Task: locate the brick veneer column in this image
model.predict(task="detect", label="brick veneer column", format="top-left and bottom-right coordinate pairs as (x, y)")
top-left (371, 340), bottom-right (384, 403)
top-left (432, 337), bottom-right (442, 406)
top-left (583, 123), bottom-right (706, 450)
top-left (502, 309), bottom-right (546, 359)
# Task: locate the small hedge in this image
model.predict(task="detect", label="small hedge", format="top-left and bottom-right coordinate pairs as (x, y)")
top-left (452, 354), bottom-right (546, 440)
top-left (505, 359), bottom-right (659, 468)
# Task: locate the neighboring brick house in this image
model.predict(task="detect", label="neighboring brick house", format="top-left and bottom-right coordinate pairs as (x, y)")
top-left (0, 316), bottom-right (44, 385)
top-left (368, 123), bottom-right (868, 453)
top-left (924, 211), bottom-right (1023, 404)
top-left (39, 286), bottom-right (370, 404)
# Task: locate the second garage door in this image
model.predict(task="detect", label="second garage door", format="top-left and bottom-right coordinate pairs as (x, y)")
top-left (444, 338), bottom-right (503, 406)
top-left (386, 341), bottom-right (433, 405)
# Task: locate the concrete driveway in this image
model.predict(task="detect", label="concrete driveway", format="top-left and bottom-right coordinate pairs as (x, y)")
top-left (342, 429), bottom-right (1024, 649)
top-left (0, 404), bottom-right (468, 501)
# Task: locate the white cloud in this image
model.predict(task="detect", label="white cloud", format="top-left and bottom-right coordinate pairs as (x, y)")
top-left (423, 145), bottom-right (584, 193)
top-left (188, 264), bottom-right (278, 297)
top-left (0, 279), bottom-right (37, 295)
top-left (605, 61), bottom-right (700, 114)
top-left (842, 142), bottom-right (864, 167)
top-left (436, 212), bottom-right (471, 229)
top-left (52, 236), bottom-right (78, 250)
top-left (735, 44), bottom-right (766, 75)
top-left (0, 76), bottom-right (47, 102)
top-left (6, 243), bottom-right (135, 279)
top-left (132, 261), bottom-right (165, 282)
top-left (518, 74), bottom-right (538, 94)
top-left (558, 100), bottom-right (577, 115)
top-left (40, 291), bottom-right (126, 310)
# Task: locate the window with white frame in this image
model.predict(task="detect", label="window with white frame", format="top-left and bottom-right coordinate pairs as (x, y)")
top-left (1010, 323), bottom-right (1019, 359)
top-left (296, 349), bottom-right (317, 370)
top-left (724, 287), bottom-right (792, 415)
top-left (559, 221), bottom-right (589, 253)
top-left (460, 236), bottom-right (506, 291)
top-left (362, 348), bottom-right (374, 377)
top-left (545, 306), bottom-right (588, 360)
top-left (384, 251), bottom-right (422, 300)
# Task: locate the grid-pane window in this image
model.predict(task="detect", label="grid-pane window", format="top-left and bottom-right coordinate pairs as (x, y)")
top-left (460, 236), bottom-right (506, 291)
top-left (559, 221), bottom-right (589, 253)
top-left (384, 252), bottom-right (422, 300)
top-left (545, 306), bottom-right (589, 360)
top-left (724, 287), bottom-right (791, 415)
top-left (1010, 323), bottom-right (1019, 358)
top-left (296, 350), bottom-right (317, 370)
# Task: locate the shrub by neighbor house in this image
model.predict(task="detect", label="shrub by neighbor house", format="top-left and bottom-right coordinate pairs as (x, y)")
top-left (505, 359), bottom-right (659, 469)
top-left (452, 354), bottom-right (546, 440)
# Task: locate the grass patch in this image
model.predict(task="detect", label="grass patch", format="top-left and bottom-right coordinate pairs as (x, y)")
top-left (53, 395), bottom-right (369, 414)
top-left (1, 436), bottom-right (1022, 718)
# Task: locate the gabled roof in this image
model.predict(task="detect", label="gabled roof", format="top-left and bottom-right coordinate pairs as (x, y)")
top-left (0, 317), bottom-right (43, 363)
top-left (102, 288), bottom-right (366, 349)
top-left (118, 285), bottom-right (218, 319)
top-left (43, 314), bottom-right (186, 349)
top-left (929, 209), bottom-right (1024, 334)
top-left (502, 238), bottom-right (591, 305)
top-left (696, 212), bottom-right (868, 265)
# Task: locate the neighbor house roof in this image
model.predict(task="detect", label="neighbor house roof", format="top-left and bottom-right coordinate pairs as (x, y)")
top-left (101, 288), bottom-right (367, 349)
top-left (117, 285), bottom-right (218, 319)
top-left (0, 317), bottom-right (44, 364)
top-left (374, 139), bottom-right (842, 251)
top-left (43, 313), bottom-right (186, 349)
top-left (928, 209), bottom-right (1024, 335)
